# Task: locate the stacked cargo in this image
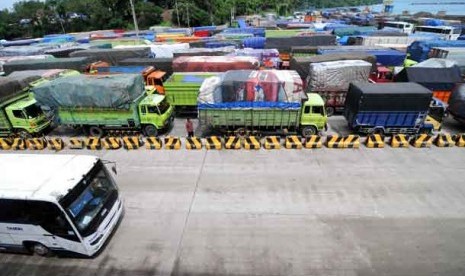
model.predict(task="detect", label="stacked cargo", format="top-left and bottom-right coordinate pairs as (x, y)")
top-left (394, 58), bottom-right (463, 103)
top-left (173, 56), bottom-right (260, 72)
top-left (306, 60), bottom-right (372, 115)
top-left (407, 40), bottom-right (465, 62)
top-left (290, 53), bottom-right (376, 80)
top-left (118, 57), bottom-right (173, 76)
top-left (227, 49), bottom-right (281, 69)
top-left (172, 47), bottom-right (236, 57)
top-left (447, 84), bottom-right (465, 124)
top-left (318, 47), bottom-right (406, 67)
top-left (198, 70), bottom-right (304, 108)
top-left (2, 57), bottom-right (89, 75)
top-left (33, 74), bottom-right (144, 110)
top-left (69, 47), bottom-right (151, 65)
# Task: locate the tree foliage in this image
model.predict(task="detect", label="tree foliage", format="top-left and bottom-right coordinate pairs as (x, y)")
top-left (0, 0), bottom-right (382, 39)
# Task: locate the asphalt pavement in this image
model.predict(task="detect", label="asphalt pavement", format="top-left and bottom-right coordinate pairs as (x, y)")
top-left (1, 116), bottom-right (465, 276)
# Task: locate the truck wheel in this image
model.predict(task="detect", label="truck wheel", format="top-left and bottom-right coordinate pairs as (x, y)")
top-left (32, 243), bottom-right (51, 257)
top-left (17, 130), bottom-right (32, 139)
top-left (302, 126), bottom-right (317, 138)
top-left (419, 128), bottom-right (431, 135)
top-left (372, 128), bottom-right (384, 136)
top-left (325, 106), bottom-right (335, 117)
top-left (89, 126), bottom-right (104, 138)
top-left (144, 125), bottom-right (158, 137)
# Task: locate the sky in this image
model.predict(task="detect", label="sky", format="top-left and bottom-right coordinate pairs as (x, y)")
top-left (0, 0), bottom-right (42, 11)
top-left (1, 0), bottom-right (20, 10)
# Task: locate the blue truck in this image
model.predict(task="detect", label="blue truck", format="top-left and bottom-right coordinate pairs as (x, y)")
top-left (343, 83), bottom-right (437, 135)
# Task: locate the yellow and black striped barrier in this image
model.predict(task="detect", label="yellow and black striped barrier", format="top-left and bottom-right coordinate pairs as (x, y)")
top-left (243, 136), bottom-right (260, 150)
top-left (122, 136), bottom-right (141, 150)
top-left (102, 137), bottom-right (122, 150)
top-left (69, 138), bottom-right (84, 149)
top-left (434, 134), bottom-right (454, 147)
top-left (304, 135), bottom-right (322, 149)
top-left (264, 136), bottom-right (281, 150)
top-left (165, 136), bottom-right (181, 150)
top-left (225, 136), bottom-right (241, 149)
top-left (0, 138), bottom-right (12, 150)
top-left (365, 134), bottom-right (384, 148)
top-left (186, 137), bottom-right (202, 150)
top-left (390, 134), bottom-right (409, 148)
top-left (26, 138), bottom-right (47, 150)
top-left (205, 136), bottom-right (222, 150)
top-left (285, 136), bottom-right (302, 149)
top-left (85, 137), bottom-right (102, 150)
top-left (145, 137), bottom-right (162, 150)
top-left (410, 134), bottom-right (433, 148)
top-left (47, 138), bottom-right (64, 151)
top-left (326, 135), bottom-right (344, 148)
top-left (343, 135), bottom-right (360, 148)
top-left (455, 134), bottom-right (465, 147)
top-left (11, 138), bottom-right (26, 150)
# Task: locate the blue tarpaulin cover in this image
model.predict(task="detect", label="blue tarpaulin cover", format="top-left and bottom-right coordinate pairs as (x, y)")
top-left (408, 40), bottom-right (465, 62)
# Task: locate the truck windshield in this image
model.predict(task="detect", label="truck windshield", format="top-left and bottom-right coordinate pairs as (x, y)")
top-left (61, 162), bottom-right (117, 237)
top-left (24, 104), bottom-right (43, 118)
top-left (158, 99), bottom-right (170, 114)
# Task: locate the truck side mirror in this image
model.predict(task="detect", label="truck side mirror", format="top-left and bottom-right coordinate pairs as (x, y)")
top-left (112, 165), bottom-right (117, 175)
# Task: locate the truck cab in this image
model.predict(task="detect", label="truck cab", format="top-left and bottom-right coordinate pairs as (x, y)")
top-left (370, 66), bottom-right (393, 83)
top-left (4, 96), bottom-right (50, 137)
top-left (146, 71), bottom-right (167, 94)
top-left (138, 94), bottom-right (174, 136)
top-left (300, 93), bottom-right (327, 136)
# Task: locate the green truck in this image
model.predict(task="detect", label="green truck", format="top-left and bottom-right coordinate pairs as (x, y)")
top-left (0, 84), bottom-right (51, 137)
top-left (197, 70), bottom-right (327, 136)
top-left (0, 71), bottom-right (73, 137)
top-left (199, 93), bottom-right (327, 136)
top-left (163, 72), bottom-right (217, 113)
top-left (33, 74), bottom-right (174, 137)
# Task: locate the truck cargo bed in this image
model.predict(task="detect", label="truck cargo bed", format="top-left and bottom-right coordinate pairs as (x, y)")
top-left (58, 105), bottom-right (140, 127)
top-left (199, 108), bottom-right (301, 130)
top-left (164, 73), bottom-right (216, 107)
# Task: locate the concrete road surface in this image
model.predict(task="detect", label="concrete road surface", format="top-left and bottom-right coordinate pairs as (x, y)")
top-left (1, 116), bottom-right (465, 275)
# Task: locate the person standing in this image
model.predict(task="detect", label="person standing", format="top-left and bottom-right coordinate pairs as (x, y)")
top-left (186, 118), bottom-right (194, 137)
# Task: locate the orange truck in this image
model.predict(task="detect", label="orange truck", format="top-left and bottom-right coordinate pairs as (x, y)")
top-left (88, 61), bottom-right (167, 94)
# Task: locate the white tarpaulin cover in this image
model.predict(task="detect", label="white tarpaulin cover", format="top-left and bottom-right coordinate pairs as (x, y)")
top-left (307, 60), bottom-right (371, 91)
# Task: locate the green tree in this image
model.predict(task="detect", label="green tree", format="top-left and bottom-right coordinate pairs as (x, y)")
top-left (135, 2), bottom-right (163, 29)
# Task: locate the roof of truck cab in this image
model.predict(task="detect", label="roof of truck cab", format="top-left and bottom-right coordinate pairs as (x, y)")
top-left (5, 96), bottom-right (35, 110)
top-left (140, 94), bottom-right (165, 105)
top-left (306, 93), bottom-right (325, 106)
top-left (0, 154), bottom-right (98, 202)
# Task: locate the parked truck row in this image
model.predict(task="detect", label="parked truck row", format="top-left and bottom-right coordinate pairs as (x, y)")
top-left (0, 65), bottom-right (462, 138)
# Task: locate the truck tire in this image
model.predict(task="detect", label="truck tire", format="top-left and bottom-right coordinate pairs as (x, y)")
top-left (17, 130), bottom-right (32, 139)
top-left (31, 243), bottom-right (51, 257)
top-left (372, 128), bottom-right (384, 136)
top-left (301, 126), bottom-right (317, 138)
top-left (144, 125), bottom-right (158, 137)
top-left (89, 126), bottom-right (104, 138)
top-left (325, 106), bottom-right (335, 117)
top-left (419, 128), bottom-right (431, 135)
